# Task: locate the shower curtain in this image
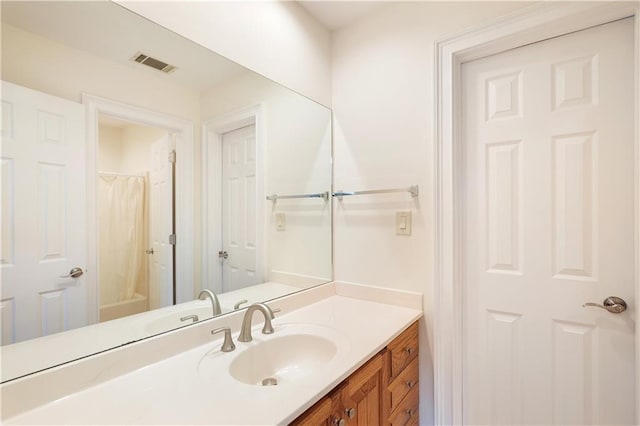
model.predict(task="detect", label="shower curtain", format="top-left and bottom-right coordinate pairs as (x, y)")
top-left (98, 174), bottom-right (146, 305)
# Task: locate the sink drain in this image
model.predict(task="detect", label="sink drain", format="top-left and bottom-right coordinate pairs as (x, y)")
top-left (261, 377), bottom-right (278, 386)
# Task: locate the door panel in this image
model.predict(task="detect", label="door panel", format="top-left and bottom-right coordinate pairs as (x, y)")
top-left (221, 124), bottom-right (259, 292)
top-left (462, 19), bottom-right (635, 424)
top-left (149, 135), bottom-right (174, 309)
top-left (0, 81), bottom-right (87, 344)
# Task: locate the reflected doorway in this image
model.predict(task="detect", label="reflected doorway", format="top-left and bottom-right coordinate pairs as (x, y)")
top-left (97, 114), bottom-right (175, 322)
top-left (202, 106), bottom-right (265, 297)
top-left (220, 124), bottom-right (261, 292)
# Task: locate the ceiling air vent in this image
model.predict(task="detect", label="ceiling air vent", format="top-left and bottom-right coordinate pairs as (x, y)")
top-left (131, 52), bottom-right (176, 74)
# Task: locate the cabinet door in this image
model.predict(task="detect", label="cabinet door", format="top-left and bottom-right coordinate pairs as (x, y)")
top-left (291, 386), bottom-right (344, 426)
top-left (342, 353), bottom-right (383, 426)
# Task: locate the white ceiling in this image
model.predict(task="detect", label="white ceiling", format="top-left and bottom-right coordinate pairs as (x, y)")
top-left (1, 1), bottom-right (249, 92)
top-left (298, 1), bottom-right (388, 30)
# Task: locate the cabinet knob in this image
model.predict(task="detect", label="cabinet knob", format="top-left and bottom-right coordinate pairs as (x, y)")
top-left (406, 380), bottom-right (416, 389)
top-left (407, 408), bottom-right (416, 418)
top-left (345, 407), bottom-right (356, 419)
top-left (405, 347), bottom-right (414, 355)
top-left (333, 418), bottom-right (345, 426)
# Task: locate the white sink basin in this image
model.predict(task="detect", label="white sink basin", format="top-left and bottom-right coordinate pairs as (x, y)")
top-left (198, 323), bottom-right (349, 387)
top-left (229, 333), bottom-right (337, 385)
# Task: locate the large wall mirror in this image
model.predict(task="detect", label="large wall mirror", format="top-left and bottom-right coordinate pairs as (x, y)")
top-left (0, 1), bottom-right (332, 382)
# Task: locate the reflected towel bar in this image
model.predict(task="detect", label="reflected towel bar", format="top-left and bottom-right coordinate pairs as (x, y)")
top-left (332, 185), bottom-right (419, 200)
top-left (266, 191), bottom-right (330, 202)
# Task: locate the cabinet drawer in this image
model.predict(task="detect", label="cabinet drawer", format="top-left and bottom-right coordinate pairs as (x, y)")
top-left (387, 322), bottom-right (418, 379)
top-left (388, 386), bottom-right (419, 426)
top-left (388, 356), bottom-right (418, 412)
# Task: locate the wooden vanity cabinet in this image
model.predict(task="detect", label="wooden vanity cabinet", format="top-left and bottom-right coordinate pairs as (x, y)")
top-left (291, 354), bottom-right (383, 426)
top-left (290, 385), bottom-right (345, 426)
top-left (342, 353), bottom-right (384, 425)
top-left (384, 322), bottom-right (419, 425)
top-left (291, 321), bottom-right (419, 426)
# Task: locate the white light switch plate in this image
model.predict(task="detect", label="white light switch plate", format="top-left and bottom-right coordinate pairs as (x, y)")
top-left (276, 212), bottom-right (286, 231)
top-left (396, 211), bottom-right (412, 236)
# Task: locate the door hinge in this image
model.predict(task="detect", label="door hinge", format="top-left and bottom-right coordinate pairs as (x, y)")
top-left (168, 150), bottom-right (176, 164)
top-left (169, 234), bottom-right (176, 245)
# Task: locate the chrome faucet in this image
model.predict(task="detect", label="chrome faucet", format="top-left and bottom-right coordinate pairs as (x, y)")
top-left (238, 303), bottom-right (276, 342)
top-left (198, 289), bottom-right (222, 316)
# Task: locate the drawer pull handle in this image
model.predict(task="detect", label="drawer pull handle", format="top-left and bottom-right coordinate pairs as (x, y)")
top-left (407, 408), bottom-right (416, 418)
top-left (406, 380), bottom-right (416, 389)
top-left (333, 418), bottom-right (345, 426)
top-left (405, 347), bottom-right (414, 355)
top-left (345, 408), bottom-right (356, 419)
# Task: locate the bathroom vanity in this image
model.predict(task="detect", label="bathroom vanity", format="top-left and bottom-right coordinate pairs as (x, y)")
top-left (292, 321), bottom-right (419, 425)
top-left (1, 282), bottom-right (422, 425)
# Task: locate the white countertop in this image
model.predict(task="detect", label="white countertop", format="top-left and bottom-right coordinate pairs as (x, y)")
top-left (2, 283), bottom-right (422, 425)
top-left (1, 282), bottom-right (302, 382)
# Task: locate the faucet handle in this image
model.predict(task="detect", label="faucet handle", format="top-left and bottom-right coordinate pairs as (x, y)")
top-left (180, 314), bottom-right (199, 323)
top-left (211, 327), bottom-right (236, 352)
top-left (234, 299), bottom-right (248, 310)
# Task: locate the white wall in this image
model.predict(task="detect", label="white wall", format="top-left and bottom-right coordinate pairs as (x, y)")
top-left (98, 126), bottom-right (123, 172)
top-left (201, 71), bottom-right (332, 285)
top-left (116, 0), bottom-right (332, 107)
top-left (98, 124), bottom-right (166, 174)
top-left (331, 2), bottom-right (534, 423)
top-left (120, 125), bottom-right (167, 174)
top-left (1, 24), bottom-right (201, 121)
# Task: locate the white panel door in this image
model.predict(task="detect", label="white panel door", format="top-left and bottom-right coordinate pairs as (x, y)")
top-left (149, 135), bottom-right (173, 309)
top-left (462, 19), bottom-right (635, 425)
top-left (221, 124), bottom-right (259, 292)
top-left (1, 81), bottom-right (88, 344)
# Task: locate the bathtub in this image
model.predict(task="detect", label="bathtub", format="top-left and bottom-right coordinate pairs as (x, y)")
top-left (100, 293), bottom-right (149, 322)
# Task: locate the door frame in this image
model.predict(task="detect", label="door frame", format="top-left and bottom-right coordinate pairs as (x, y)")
top-left (201, 104), bottom-right (266, 294)
top-left (433, 3), bottom-right (640, 424)
top-left (84, 94), bottom-right (195, 322)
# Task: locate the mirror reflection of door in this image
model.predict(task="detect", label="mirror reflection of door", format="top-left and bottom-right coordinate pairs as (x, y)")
top-left (221, 124), bottom-right (260, 292)
top-left (149, 134), bottom-right (175, 309)
top-left (1, 81), bottom-right (89, 344)
top-left (97, 115), bottom-right (174, 322)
